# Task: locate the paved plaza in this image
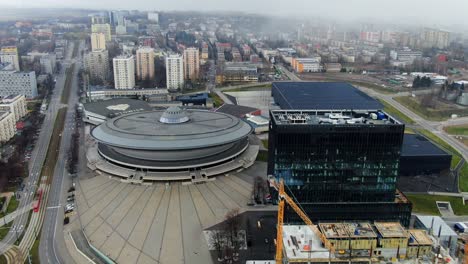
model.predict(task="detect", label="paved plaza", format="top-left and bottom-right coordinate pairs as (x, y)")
top-left (73, 163), bottom-right (268, 264)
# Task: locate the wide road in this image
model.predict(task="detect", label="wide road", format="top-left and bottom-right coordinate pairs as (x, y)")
top-left (39, 40), bottom-right (84, 264)
top-left (0, 42), bottom-right (74, 255)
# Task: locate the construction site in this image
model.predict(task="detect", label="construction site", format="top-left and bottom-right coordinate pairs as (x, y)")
top-left (268, 178), bottom-right (454, 264)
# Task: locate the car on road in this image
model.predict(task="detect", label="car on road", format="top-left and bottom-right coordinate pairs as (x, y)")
top-left (65, 209), bottom-right (73, 214)
top-left (67, 197), bottom-right (74, 202)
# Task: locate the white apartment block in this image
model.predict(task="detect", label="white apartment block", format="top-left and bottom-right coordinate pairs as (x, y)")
top-left (0, 94), bottom-right (27, 121)
top-left (91, 24), bottom-right (112, 41)
top-left (136, 47), bottom-right (155, 81)
top-left (165, 54), bottom-right (184, 90)
top-left (85, 49), bottom-right (110, 83)
top-left (91, 33), bottom-right (107, 51)
top-left (423, 29), bottom-right (450, 49)
top-left (0, 69), bottom-right (38, 98)
top-left (113, 55), bottom-right (135, 89)
top-left (183, 47), bottom-right (200, 81)
top-left (0, 111), bottom-right (16, 142)
top-left (0, 46), bottom-right (20, 71)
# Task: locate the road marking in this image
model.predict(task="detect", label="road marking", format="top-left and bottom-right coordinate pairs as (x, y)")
top-left (47, 206), bottom-right (61, 209)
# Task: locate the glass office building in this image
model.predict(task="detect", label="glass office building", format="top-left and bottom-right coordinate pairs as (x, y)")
top-left (268, 109), bottom-right (412, 226)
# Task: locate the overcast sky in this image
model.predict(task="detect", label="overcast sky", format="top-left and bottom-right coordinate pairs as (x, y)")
top-left (2, 0), bottom-right (468, 27)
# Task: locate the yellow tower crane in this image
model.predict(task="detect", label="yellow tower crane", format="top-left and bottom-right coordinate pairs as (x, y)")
top-left (273, 178), bottom-right (334, 264)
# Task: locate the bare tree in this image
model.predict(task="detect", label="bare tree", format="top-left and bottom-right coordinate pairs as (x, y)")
top-left (209, 230), bottom-right (224, 262)
top-left (224, 208), bottom-right (241, 261)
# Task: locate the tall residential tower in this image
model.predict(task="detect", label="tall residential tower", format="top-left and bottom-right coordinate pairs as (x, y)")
top-left (113, 55), bottom-right (135, 89)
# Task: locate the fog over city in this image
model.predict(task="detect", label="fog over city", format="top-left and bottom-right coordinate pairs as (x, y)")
top-left (2, 0), bottom-right (468, 27)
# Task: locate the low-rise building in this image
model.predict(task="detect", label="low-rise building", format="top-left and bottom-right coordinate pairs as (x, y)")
top-left (220, 62), bottom-right (258, 83)
top-left (325, 63), bottom-right (342, 72)
top-left (291, 57), bottom-right (322, 73)
top-left (0, 94), bottom-right (27, 121)
top-left (0, 111), bottom-right (16, 142)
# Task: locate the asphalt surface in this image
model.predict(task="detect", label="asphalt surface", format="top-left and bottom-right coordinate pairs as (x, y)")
top-left (39, 40), bottom-right (84, 264)
top-left (0, 43), bottom-right (74, 255)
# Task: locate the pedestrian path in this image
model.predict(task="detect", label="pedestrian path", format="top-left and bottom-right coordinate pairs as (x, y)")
top-left (0, 203), bottom-right (33, 228)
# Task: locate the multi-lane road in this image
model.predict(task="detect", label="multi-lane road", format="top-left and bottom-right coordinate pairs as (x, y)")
top-left (39, 40), bottom-right (84, 264)
top-left (0, 42), bottom-right (75, 256)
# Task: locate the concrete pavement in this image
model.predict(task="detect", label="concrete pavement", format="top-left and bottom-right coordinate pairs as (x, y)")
top-left (70, 161), bottom-right (269, 264)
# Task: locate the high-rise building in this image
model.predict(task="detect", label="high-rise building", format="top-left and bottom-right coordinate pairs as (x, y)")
top-left (147, 12), bottom-right (159, 23)
top-left (183, 47), bottom-right (200, 81)
top-left (91, 15), bottom-right (108, 24)
top-left (39, 54), bottom-right (56, 74)
top-left (91, 24), bottom-right (112, 41)
top-left (423, 28), bottom-right (450, 49)
top-left (0, 46), bottom-right (20, 71)
top-left (113, 55), bottom-right (135, 89)
top-left (91, 33), bottom-right (107, 51)
top-left (165, 54), bottom-right (184, 90)
top-left (136, 47), bottom-right (155, 81)
top-left (84, 49), bottom-right (109, 84)
top-left (0, 64), bottom-right (37, 98)
top-left (268, 82), bottom-right (412, 227)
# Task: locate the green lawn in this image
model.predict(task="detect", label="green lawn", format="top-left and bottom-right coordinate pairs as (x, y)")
top-left (0, 254), bottom-right (6, 264)
top-left (459, 163), bottom-right (468, 193)
top-left (61, 64), bottom-right (75, 104)
top-left (30, 238), bottom-right (40, 264)
top-left (209, 92), bottom-right (224, 107)
top-left (1, 196), bottom-right (19, 217)
top-left (0, 222), bottom-right (12, 240)
top-left (395, 96), bottom-right (468, 121)
top-left (223, 84), bottom-right (272, 92)
top-left (261, 139), bottom-right (268, 149)
top-left (406, 194), bottom-right (468, 216)
top-left (378, 99), bottom-right (414, 124)
top-left (256, 150), bottom-right (268, 162)
top-left (444, 125), bottom-right (468, 136)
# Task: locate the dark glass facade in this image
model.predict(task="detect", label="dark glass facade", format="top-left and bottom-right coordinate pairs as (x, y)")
top-left (268, 110), bottom-right (412, 226)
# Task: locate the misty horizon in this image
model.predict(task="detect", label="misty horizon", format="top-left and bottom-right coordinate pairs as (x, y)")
top-left (1, 0), bottom-right (468, 29)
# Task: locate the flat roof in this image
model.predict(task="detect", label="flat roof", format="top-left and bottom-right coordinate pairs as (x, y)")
top-left (282, 225), bottom-right (330, 260)
top-left (401, 134), bottom-right (451, 157)
top-left (408, 230), bottom-right (432, 246)
top-left (374, 222), bottom-right (407, 238)
top-left (319, 223), bottom-right (376, 239)
top-left (215, 104), bottom-right (259, 118)
top-left (272, 82), bottom-right (383, 110)
top-left (83, 98), bottom-right (152, 118)
top-left (270, 109), bottom-right (401, 126)
top-left (415, 215), bottom-right (457, 237)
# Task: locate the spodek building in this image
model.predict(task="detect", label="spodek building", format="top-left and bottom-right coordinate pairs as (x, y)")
top-left (88, 106), bottom-right (258, 184)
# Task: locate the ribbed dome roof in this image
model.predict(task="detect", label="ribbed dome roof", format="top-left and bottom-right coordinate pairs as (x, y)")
top-left (159, 106), bottom-right (190, 124)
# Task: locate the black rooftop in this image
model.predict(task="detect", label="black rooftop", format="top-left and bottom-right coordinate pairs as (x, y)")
top-left (272, 82), bottom-right (383, 110)
top-left (401, 134), bottom-right (451, 157)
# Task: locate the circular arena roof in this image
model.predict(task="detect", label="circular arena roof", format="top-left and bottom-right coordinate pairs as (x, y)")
top-left (91, 107), bottom-right (253, 151)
